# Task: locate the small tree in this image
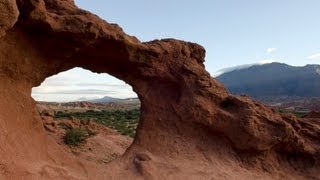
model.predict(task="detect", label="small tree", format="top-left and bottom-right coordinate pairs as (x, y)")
top-left (64, 128), bottom-right (88, 146)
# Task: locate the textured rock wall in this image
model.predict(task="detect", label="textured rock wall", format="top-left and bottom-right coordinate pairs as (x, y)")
top-left (0, 0), bottom-right (19, 37)
top-left (0, 0), bottom-right (319, 179)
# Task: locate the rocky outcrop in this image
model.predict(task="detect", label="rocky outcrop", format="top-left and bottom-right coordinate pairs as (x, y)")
top-left (0, 0), bottom-right (319, 179)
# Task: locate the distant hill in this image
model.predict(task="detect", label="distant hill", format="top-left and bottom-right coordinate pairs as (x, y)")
top-left (86, 96), bottom-right (121, 103)
top-left (216, 62), bottom-right (320, 97)
top-left (83, 96), bottom-right (140, 104)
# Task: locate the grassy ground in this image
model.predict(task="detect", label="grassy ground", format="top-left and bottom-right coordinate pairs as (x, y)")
top-left (55, 109), bottom-right (140, 137)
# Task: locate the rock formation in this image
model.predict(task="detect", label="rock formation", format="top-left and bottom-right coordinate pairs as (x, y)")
top-left (0, 0), bottom-right (319, 179)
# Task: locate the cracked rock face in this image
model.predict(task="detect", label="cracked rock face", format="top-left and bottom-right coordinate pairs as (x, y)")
top-left (0, 0), bottom-right (319, 179)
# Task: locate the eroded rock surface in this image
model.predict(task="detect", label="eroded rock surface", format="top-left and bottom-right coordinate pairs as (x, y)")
top-left (0, 0), bottom-right (319, 179)
top-left (0, 0), bottom-right (19, 37)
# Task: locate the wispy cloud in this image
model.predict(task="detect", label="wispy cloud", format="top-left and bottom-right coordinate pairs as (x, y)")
top-left (266, 48), bottom-right (277, 54)
top-left (31, 67), bottom-right (137, 102)
top-left (213, 60), bottom-right (275, 77)
top-left (258, 59), bottom-right (275, 64)
top-left (74, 83), bottom-right (127, 88)
top-left (307, 53), bottom-right (320, 60)
top-left (32, 89), bottom-right (117, 95)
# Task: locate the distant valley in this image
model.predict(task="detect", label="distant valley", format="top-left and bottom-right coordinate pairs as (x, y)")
top-left (37, 96), bottom-right (140, 114)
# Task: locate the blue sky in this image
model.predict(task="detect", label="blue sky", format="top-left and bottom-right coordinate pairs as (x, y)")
top-left (73, 0), bottom-right (320, 72)
top-left (32, 0), bottom-right (320, 102)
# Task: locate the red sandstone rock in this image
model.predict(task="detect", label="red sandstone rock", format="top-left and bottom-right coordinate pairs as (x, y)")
top-left (0, 0), bottom-right (19, 37)
top-left (0, 0), bottom-right (319, 179)
top-left (304, 111), bottom-right (320, 118)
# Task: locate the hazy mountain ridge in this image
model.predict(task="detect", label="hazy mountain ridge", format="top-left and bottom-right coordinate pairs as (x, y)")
top-left (75, 96), bottom-right (139, 103)
top-left (217, 62), bottom-right (320, 97)
top-left (85, 96), bottom-right (121, 103)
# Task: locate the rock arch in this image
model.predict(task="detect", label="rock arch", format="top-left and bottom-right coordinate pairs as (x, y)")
top-left (0, 0), bottom-right (319, 179)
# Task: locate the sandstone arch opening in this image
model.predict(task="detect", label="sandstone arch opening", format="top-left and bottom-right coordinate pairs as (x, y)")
top-left (32, 67), bottom-right (140, 164)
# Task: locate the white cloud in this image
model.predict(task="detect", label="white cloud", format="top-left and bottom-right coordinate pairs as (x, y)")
top-left (31, 67), bottom-right (137, 102)
top-left (213, 64), bottom-right (255, 77)
top-left (258, 59), bottom-right (275, 64)
top-left (266, 48), bottom-right (277, 54)
top-left (213, 60), bottom-right (275, 77)
top-left (307, 53), bottom-right (320, 60)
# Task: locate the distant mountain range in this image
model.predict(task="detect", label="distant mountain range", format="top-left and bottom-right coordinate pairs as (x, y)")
top-left (76, 96), bottom-right (139, 103)
top-left (216, 62), bottom-right (320, 98)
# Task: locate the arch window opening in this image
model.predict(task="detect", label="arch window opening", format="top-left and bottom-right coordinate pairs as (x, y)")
top-left (32, 67), bottom-right (140, 164)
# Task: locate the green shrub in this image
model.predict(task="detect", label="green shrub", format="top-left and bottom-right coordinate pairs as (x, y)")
top-left (64, 128), bottom-right (89, 146)
top-left (56, 109), bottom-right (140, 138)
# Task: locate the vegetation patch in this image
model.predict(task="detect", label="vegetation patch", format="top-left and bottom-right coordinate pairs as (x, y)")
top-left (276, 109), bottom-right (309, 118)
top-left (64, 128), bottom-right (93, 146)
top-left (55, 109), bottom-right (140, 137)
